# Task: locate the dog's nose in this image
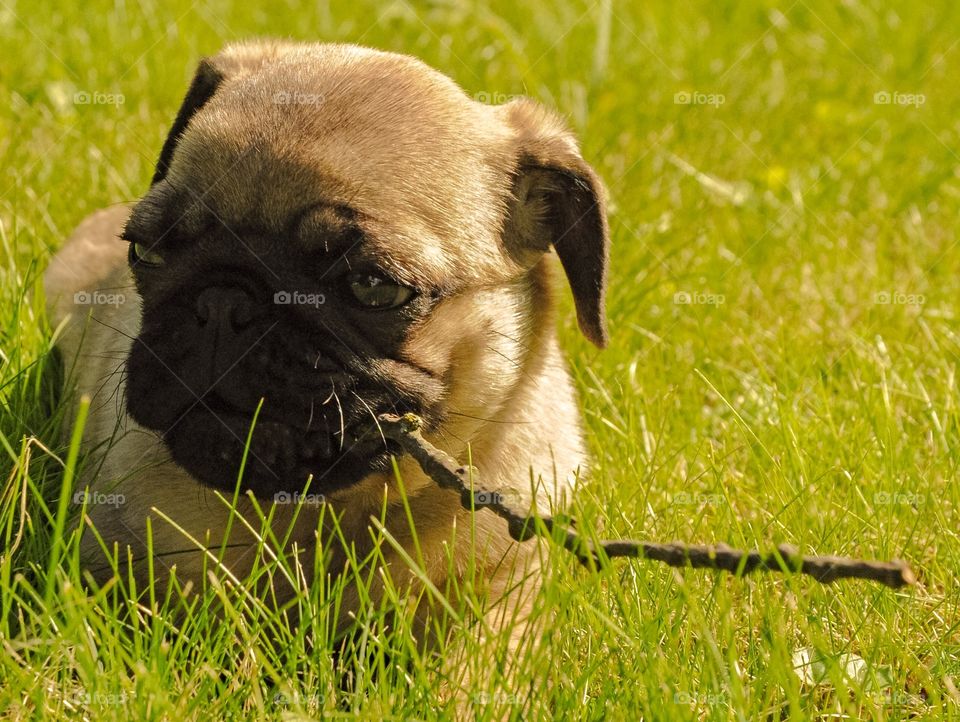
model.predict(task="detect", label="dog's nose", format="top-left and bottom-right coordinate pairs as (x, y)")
top-left (195, 286), bottom-right (256, 333)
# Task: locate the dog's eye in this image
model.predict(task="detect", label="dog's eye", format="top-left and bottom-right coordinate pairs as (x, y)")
top-left (345, 272), bottom-right (415, 309)
top-left (129, 241), bottom-right (165, 267)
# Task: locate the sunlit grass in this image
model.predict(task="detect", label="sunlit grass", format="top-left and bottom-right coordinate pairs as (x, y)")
top-left (2, 0), bottom-right (959, 719)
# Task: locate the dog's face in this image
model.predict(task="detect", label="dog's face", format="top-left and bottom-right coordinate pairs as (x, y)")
top-left (123, 41), bottom-right (609, 499)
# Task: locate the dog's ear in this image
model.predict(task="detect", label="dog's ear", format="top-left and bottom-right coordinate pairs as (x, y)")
top-left (152, 58), bottom-right (224, 185)
top-left (151, 41), bottom-right (297, 185)
top-left (500, 99), bottom-right (610, 348)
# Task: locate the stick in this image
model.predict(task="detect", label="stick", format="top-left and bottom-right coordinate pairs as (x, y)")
top-left (376, 413), bottom-right (916, 589)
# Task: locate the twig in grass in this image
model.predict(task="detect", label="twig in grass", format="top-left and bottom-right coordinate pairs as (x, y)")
top-left (376, 413), bottom-right (916, 589)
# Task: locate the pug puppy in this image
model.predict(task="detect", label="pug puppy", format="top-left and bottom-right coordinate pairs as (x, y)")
top-left (44, 40), bottom-right (609, 646)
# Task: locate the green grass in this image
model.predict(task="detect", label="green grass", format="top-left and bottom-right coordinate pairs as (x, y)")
top-left (2, 0), bottom-right (960, 719)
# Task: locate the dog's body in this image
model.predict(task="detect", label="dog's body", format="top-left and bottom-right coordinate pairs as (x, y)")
top-left (45, 41), bottom-right (608, 641)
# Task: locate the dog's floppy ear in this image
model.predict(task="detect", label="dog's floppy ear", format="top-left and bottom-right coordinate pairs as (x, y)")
top-left (500, 99), bottom-right (610, 348)
top-left (151, 41), bottom-right (298, 185)
top-left (152, 58), bottom-right (224, 185)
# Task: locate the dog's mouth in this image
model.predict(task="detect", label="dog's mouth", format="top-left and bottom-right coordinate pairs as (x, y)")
top-left (125, 336), bottom-right (420, 498)
top-left (123, 269), bottom-right (438, 500)
top-left (155, 393), bottom-right (406, 499)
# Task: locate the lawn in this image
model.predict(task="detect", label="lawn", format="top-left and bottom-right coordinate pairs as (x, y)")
top-left (1, 0), bottom-right (959, 719)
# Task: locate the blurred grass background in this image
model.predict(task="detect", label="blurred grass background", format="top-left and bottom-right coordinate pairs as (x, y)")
top-left (1, 0), bottom-right (959, 719)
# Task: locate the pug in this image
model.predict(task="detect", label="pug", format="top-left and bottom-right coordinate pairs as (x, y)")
top-left (44, 40), bottom-right (609, 646)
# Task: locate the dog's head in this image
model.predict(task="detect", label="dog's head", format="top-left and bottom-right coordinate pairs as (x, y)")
top-left (123, 41), bottom-right (609, 498)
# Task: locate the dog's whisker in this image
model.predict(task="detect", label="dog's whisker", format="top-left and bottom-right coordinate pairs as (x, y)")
top-left (487, 327), bottom-right (535, 354)
top-left (352, 392), bottom-right (386, 447)
top-left (445, 410), bottom-right (532, 425)
top-left (432, 425), bottom-right (469, 448)
top-left (320, 379), bottom-right (336, 406)
top-left (89, 316), bottom-right (137, 341)
top-left (331, 382), bottom-right (345, 449)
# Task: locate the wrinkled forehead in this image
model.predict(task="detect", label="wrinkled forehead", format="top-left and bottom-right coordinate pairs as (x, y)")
top-left (159, 53), bottom-right (521, 284)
